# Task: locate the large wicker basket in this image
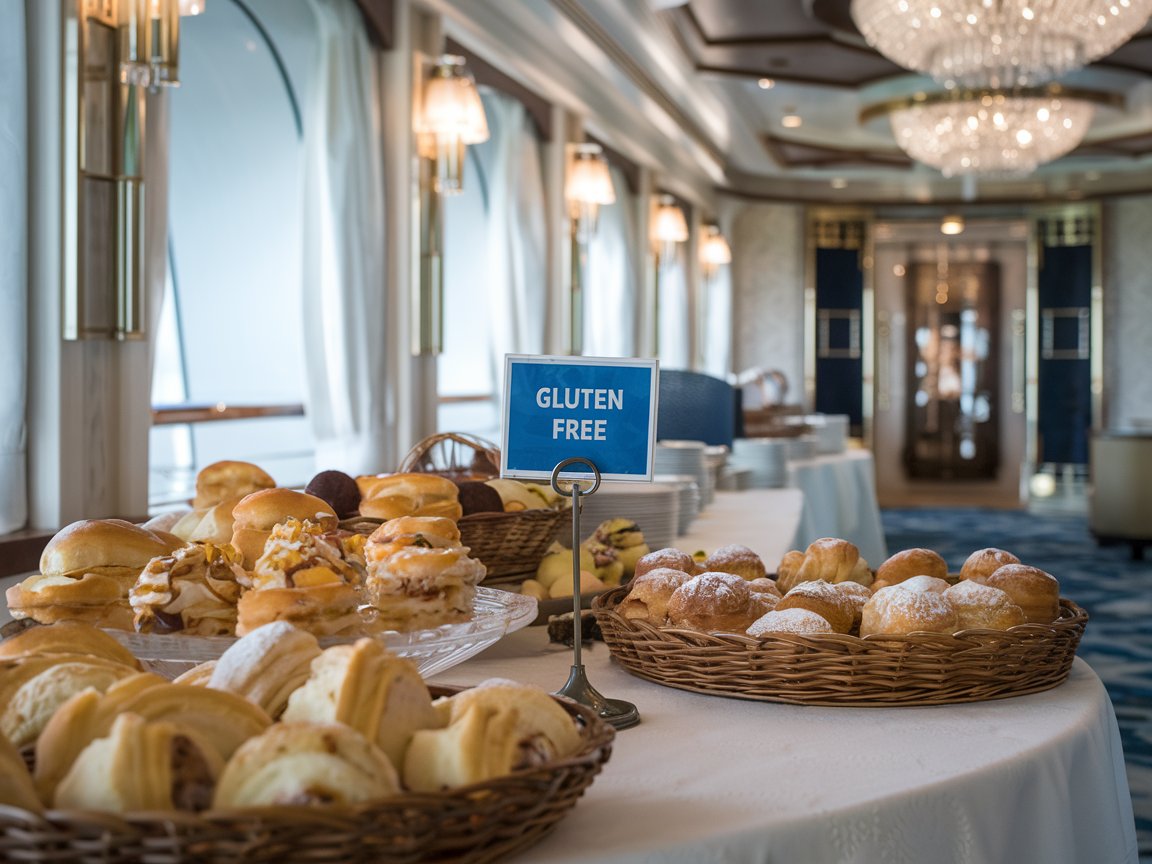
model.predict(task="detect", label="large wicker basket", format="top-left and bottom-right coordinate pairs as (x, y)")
top-left (592, 585), bottom-right (1089, 707)
top-left (0, 687), bottom-right (614, 864)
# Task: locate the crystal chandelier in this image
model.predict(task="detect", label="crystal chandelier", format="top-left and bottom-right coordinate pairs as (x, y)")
top-left (882, 90), bottom-right (1096, 175)
top-left (851, 0), bottom-right (1152, 88)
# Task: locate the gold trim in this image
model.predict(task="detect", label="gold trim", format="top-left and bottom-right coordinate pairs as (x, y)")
top-left (860, 85), bottom-right (1125, 125)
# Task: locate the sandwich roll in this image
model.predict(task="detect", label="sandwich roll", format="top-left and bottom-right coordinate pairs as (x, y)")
top-left (229, 489), bottom-right (338, 568)
top-left (192, 460), bottom-right (275, 509)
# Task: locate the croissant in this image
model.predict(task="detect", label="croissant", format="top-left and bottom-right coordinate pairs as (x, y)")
top-left (206, 621), bottom-right (321, 718)
top-left (213, 721), bottom-right (399, 807)
top-left (0, 621), bottom-right (142, 669)
top-left (404, 679), bottom-right (582, 792)
top-left (282, 638), bottom-right (440, 769)
top-left (0, 728), bottom-right (41, 811)
top-left (54, 712), bottom-right (223, 811)
top-left (0, 653), bottom-right (137, 749)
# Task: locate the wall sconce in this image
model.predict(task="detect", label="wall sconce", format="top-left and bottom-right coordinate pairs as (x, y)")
top-left (564, 143), bottom-right (615, 354)
top-left (650, 194), bottom-right (688, 355)
top-left (417, 54), bottom-right (490, 197)
top-left (700, 224), bottom-right (731, 279)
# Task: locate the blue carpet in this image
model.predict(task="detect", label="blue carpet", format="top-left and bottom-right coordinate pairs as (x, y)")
top-left (882, 507), bottom-right (1151, 854)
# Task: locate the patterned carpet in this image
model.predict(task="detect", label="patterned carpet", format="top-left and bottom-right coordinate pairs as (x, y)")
top-left (882, 507), bottom-right (1151, 855)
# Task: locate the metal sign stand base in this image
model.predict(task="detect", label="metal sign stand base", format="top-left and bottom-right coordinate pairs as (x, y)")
top-left (550, 458), bottom-right (641, 730)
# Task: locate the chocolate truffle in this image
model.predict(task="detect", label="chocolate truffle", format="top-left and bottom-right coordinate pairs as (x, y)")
top-left (304, 470), bottom-right (361, 519)
top-left (456, 481), bottom-right (504, 516)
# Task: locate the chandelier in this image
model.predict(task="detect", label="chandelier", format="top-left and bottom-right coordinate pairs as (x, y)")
top-left (875, 89), bottom-right (1097, 175)
top-left (851, 0), bottom-right (1152, 88)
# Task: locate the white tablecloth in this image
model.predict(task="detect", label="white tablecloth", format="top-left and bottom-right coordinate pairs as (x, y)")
top-left (787, 448), bottom-right (889, 566)
top-left (676, 488), bottom-right (803, 572)
top-left (431, 627), bottom-right (1139, 864)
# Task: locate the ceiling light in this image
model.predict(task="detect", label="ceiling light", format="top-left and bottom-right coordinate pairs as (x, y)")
top-left (700, 225), bottom-right (732, 274)
top-left (876, 88), bottom-right (1098, 176)
top-left (851, 0), bottom-right (1152, 88)
top-left (758, 78), bottom-right (775, 89)
top-left (651, 195), bottom-right (689, 251)
top-left (940, 214), bottom-right (965, 235)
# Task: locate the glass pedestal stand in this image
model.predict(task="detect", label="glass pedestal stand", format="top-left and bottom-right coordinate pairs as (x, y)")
top-left (550, 458), bottom-right (640, 730)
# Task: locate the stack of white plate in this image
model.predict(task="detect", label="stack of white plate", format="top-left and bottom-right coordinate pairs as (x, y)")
top-left (786, 435), bottom-right (817, 460)
top-left (576, 481), bottom-right (680, 552)
top-left (803, 414), bottom-right (849, 454)
top-left (704, 446), bottom-right (729, 504)
top-left (656, 440), bottom-right (711, 509)
top-left (655, 474), bottom-right (700, 535)
top-left (716, 466), bottom-right (753, 491)
top-left (729, 437), bottom-right (788, 488)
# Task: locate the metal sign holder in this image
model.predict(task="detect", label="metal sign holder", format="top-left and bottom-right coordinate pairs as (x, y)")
top-left (550, 457), bottom-right (641, 730)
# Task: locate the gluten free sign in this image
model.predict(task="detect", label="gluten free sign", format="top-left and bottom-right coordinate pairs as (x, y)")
top-left (501, 355), bottom-right (659, 482)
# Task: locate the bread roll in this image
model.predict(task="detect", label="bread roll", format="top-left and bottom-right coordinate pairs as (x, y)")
top-left (193, 460), bottom-right (275, 509)
top-left (359, 495), bottom-right (419, 521)
top-left (634, 548), bottom-right (698, 579)
top-left (404, 679), bottom-right (581, 792)
top-left (747, 577), bottom-right (782, 598)
top-left (172, 496), bottom-right (244, 546)
top-left (39, 519), bottom-right (184, 581)
top-left (5, 573), bottom-right (135, 630)
top-left (834, 581), bottom-right (872, 630)
top-left (872, 548), bottom-right (948, 591)
top-left (359, 473), bottom-right (463, 521)
top-left (785, 538), bottom-right (872, 591)
top-left (213, 721), bottom-right (399, 807)
top-left (702, 544), bottom-right (767, 581)
top-left (898, 575), bottom-right (950, 594)
top-left (282, 638), bottom-right (440, 769)
top-left (960, 548), bottom-right (1022, 584)
top-left (774, 549), bottom-right (806, 593)
top-left (944, 580), bottom-right (1026, 630)
top-left (618, 567), bottom-right (694, 624)
top-left (985, 564), bottom-right (1060, 624)
top-left (666, 572), bottom-right (759, 633)
top-left (229, 489), bottom-right (338, 568)
top-left (746, 607), bottom-right (834, 637)
top-left (775, 581), bottom-right (855, 634)
top-left (55, 713), bottom-right (223, 811)
top-left (860, 585), bottom-right (958, 637)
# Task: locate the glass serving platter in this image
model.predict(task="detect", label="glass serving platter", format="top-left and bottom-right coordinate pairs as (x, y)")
top-left (107, 586), bottom-right (538, 679)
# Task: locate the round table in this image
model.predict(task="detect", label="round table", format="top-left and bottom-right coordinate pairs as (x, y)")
top-left (430, 627), bottom-right (1138, 864)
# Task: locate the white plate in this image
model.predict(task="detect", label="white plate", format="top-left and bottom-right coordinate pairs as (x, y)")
top-left (108, 586), bottom-right (538, 679)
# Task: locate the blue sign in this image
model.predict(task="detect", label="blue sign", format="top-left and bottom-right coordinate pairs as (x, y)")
top-left (501, 355), bottom-right (659, 481)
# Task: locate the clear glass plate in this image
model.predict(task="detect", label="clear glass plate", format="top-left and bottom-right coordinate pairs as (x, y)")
top-left (108, 587), bottom-right (538, 679)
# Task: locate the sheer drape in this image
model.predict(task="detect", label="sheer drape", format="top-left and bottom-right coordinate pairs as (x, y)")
top-left (0, 0), bottom-right (27, 532)
top-left (657, 246), bottom-right (690, 369)
top-left (702, 264), bottom-right (733, 377)
top-left (585, 164), bottom-right (637, 358)
top-left (300, 0), bottom-right (389, 474)
top-left (476, 90), bottom-right (546, 401)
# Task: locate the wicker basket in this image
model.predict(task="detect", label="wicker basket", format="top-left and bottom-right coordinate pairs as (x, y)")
top-left (592, 585), bottom-right (1089, 706)
top-left (0, 687), bottom-right (615, 864)
top-left (397, 432), bottom-right (501, 482)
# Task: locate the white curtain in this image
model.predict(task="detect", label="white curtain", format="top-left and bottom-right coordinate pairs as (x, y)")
top-left (702, 263), bottom-right (733, 377)
top-left (585, 164), bottom-right (637, 358)
top-left (0, 0), bottom-right (27, 532)
top-left (477, 90), bottom-right (547, 401)
top-left (300, 0), bottom-right (389, 474)
top-left (658, 245), bottom-right (690, 369)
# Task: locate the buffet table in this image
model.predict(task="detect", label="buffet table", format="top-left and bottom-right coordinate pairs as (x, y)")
top-left (676, 487), bottom-right (803, 570)
top-left (787, 448), bottom-right (888, 565)
top-left (431, 626), bottom-right (1139, 864)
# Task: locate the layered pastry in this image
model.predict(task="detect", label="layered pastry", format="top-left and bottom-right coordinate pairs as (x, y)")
top-left (404, 678), bottom-right (582, 792)
top-left (357, 473), bottom-right (464, 521)
top-left (130, 542), bottom-right (246, 635)
top-left (364, 516), bottom-right (485, 631)
top-left (0, 620), bottom-right (142, 669)
top-left (206, 621), bottom-right (322, 718)
top-left (170, 496), bottom-right (244, 546)
top-left (0, 652), bottom-right (139, 749)
top-left (282, 637), bottom-right (441, 769)
top-left (229, 489), bottom-right (339, 569)
top-left (53, 713), bottom-right (223, 812)
top-left (213, 721), bottom-right (400, 807)
top-left (7, 519), bottom-right (184, 630)
top-left (0, 729), bottom-right (41, 811)
top-left (589, 518), bottom-right (650, 581)
top-left (235, 518), bottom-right (363, 637)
